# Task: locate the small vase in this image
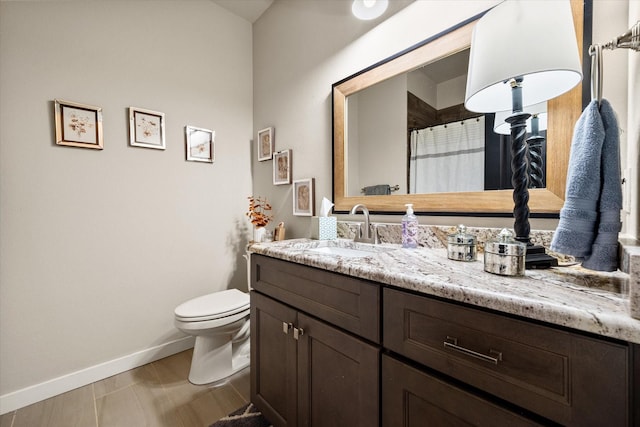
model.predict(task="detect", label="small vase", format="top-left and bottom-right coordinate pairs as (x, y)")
top-left (253, 226), bottom-right (266, 243)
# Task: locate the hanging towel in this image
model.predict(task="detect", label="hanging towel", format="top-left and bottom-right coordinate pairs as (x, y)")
top-left (582, 99), bottom-right (622, 271)
top-left (363, 184), bottom-right (391, 195)
top-left (550, 100), bottom-right (604, 258)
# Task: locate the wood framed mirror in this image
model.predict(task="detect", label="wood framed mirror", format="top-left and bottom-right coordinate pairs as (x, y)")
top-left (332, 0), bottom-right (586, 214)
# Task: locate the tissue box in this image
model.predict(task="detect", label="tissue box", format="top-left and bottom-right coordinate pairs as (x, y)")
top-left (311, 216), bottom-right (337, 240)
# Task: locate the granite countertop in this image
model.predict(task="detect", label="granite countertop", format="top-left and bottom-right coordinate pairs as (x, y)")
top-left (249, 238), bottom-right (640, 344)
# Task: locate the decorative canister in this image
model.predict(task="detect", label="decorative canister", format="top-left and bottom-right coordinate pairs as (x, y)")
top-left (484, 229), bottom-right (527, 276)
top-left (447, 224), bottom-right (477, 262)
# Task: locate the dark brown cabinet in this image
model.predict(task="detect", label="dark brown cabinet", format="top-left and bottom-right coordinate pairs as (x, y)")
top-left (382, 354), bottom-right (541, 426)
top-left (250, 255), bottom-right (380, 427)
top-left (251, 254), bottom-right (638, 426)
top-left (251, 291), bottom-right (297, 427)
top-left (383, 287), bottom-right (635, 426)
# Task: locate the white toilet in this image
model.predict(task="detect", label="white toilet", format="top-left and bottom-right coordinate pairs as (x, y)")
top-left (174, 288), bottom-right (250, 385)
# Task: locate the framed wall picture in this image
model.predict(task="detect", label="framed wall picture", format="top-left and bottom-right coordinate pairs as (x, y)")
top-left (185, 125), bottom-right (214, 163)
top-left (257, 127), bottom-right (274, 161)
top-left (129, 107), bottom-right (165, 150)
top-left (54, 99), bottom-right (103, 149)
top-left (293, 178), bottom-right (315, 216)
top-left (273, 149), bottom-right (291, 185)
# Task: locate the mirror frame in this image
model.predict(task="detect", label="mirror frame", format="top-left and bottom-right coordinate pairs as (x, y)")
top-left (332, 0), bottom-right (585, 214)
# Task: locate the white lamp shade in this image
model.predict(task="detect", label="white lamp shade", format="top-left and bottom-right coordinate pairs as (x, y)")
top-left (493, 102), bottom-right (548, 135)
top-left (352, 0), bottom-right (388, 20)
top-left (465, 0), bottom-right (582, 113)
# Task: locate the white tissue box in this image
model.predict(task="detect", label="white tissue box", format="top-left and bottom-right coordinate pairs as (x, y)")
top-left (311, 216), bottom-right (337, 240)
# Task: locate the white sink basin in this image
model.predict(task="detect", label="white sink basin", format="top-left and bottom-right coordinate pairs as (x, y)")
top-left (304, 241), bottom-right (397, 258)
top-left (306, 246), bottom-right (378, 258)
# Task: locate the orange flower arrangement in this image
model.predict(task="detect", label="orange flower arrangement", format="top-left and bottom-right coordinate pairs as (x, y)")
top-left (246, 196), bottom-right (273, 228)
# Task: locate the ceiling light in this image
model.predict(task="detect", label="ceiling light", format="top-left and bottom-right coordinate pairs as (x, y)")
top-left (352, 0), bottom-right (388, 20)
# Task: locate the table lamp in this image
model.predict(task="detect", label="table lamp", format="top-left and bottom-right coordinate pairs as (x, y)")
top-left (464, 0), bottom-right (582, 268)
top-left (494, 102), bottom-right (547, 189)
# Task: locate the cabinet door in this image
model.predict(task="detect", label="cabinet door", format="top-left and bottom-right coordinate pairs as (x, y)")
top-left (251, 292), bottom-right (298, 427)
top-left (382, 354), bottom-right (542, 427)
top-left (297, 313), bottom-right (379, 427)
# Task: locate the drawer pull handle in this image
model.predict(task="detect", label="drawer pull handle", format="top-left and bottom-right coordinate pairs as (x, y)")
top-left (283, 322), bottom-right (292, 334)
top-left (444, 336), bottom-right (502, 365)
top-left (293, 327), bottom-right (304, 340)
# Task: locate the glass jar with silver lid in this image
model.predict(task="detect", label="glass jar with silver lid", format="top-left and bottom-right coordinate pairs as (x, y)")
top-left (447, 224), bottom-right (477, 262)
top-left (484, 228), bottom-right (526, 276)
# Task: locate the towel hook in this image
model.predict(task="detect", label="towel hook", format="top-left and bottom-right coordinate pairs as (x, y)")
top-left (589, 44), bottom-right (603, 105)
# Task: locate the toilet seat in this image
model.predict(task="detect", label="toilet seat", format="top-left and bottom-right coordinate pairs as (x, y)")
top-left (175, 289), bottom-right (249, 322)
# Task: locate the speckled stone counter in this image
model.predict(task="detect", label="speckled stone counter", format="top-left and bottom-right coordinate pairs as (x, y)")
top-left (249, 238), bottom-right (640, 344)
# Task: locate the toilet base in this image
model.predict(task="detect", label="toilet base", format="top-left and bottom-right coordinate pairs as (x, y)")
top-left (187, 325), bottom-right (250, 385)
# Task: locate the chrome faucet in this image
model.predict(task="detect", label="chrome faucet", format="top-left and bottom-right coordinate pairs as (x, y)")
top-left (350, 204), bottom-right (379, 244)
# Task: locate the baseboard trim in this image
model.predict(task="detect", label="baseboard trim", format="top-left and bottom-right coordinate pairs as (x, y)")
top-left (0, 336), bottom-right (195, 415)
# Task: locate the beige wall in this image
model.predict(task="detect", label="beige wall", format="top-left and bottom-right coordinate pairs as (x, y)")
top-left (252, 0), bottom-right (424, 235)
top-left (0, 0), bottom-right (253, 411)
top-left (1, 0), bottom-right (637, 415)
top-left (253, 0), bottom-right (637, 236)
top-left (350, 74), bottom-right (407, 195)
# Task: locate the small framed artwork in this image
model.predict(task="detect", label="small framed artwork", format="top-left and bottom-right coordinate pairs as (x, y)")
top-left (185, 125), bottom-right (214, 163)
top-left (257, 127), bottom-right (274, 161)
top-left (293, 178), bottom-right (315, 216)
top-left (129, 107), bottom-right (165, 150)
top-left (273, 149), bottom-right (292, 185)
top-left (54, 99), bottom-right (103, 149)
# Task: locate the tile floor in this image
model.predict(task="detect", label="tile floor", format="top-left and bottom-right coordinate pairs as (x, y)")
top-left (0, 349), bottom-right (250, 427)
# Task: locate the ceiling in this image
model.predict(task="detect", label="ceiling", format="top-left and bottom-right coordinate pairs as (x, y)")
top-left (211, 0), bottom-right (415, 24)
top-left (417, 49), bottom-right (470, 84)
top-left (211, 0), bottom-right (274, 23)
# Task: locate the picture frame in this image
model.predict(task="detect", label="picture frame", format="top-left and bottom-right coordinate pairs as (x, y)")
top-left (54, 99), bottom-right (103, 149)
top-left (273, 149), bottom-right (292, 185)
top-left (129, 107), bottom-right (165, 150)
top-left (257, 127), bottom-right (274, 161)
top-left (293, 178), bottom-right (315, 216)
top-left (185, 125), bottom-right (214, 163)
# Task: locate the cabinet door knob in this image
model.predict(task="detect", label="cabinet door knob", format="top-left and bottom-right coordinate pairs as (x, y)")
top-left (293, 327), bottom-right (305, 340)
top-left (282, 322), bottom-right (292, 334)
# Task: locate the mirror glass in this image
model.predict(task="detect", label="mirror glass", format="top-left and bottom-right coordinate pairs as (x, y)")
top-left (333, 1), bottom-right (585, 214)
top-left (345, 48), bottom-right (547, 197)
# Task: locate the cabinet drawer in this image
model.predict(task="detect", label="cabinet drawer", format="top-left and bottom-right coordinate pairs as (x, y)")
top-left (383, 288), bottom-right (630, 426)
top-left (382, 354), bottom-right (541, 426)
top-left (252, 254), bottom-right (380, 343)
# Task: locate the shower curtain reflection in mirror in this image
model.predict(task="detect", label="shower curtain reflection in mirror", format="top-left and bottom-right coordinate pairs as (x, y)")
top-left (409, 117), bottom-right (485, 194)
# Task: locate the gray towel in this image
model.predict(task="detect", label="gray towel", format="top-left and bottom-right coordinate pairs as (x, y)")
top-left (550, 100), bottom-right (604, 258)
top-left (363, 184), bottom-right (391, 195)
top-left (582, 99), bottom-right (622, 272)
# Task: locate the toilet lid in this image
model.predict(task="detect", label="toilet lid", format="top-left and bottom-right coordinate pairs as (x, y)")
top-left (175, 289), bottom-right (249, 321)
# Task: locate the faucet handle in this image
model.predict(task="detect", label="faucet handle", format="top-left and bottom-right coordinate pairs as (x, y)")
top-left (354, 223), bottom-right (379, 244)
top-left (372, 224), bottom-right (381, 244)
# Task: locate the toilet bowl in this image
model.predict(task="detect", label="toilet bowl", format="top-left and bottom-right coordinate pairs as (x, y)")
top-left (174, 288), bottom-right (250, 385)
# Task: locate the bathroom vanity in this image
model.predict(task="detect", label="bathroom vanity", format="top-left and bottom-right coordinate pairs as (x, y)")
top-left (249, 239), bottom-right (639, 426)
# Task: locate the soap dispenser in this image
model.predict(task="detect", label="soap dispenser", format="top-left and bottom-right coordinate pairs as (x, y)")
top-left (402, 203), bottom-right (418, 248)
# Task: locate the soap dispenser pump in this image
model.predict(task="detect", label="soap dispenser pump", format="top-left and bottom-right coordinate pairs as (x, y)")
top-left (402, 203), bottom-right (418, 248)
